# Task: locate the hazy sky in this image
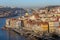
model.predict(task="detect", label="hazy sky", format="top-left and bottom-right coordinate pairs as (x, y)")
top-left (0, 0), bottom-right (60, 8)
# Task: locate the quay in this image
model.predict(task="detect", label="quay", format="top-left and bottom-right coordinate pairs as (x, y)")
top-left (11, 28), bottom-right (60, 40)
top-left (11, 28), bottom-right (46, 38)
top-left (12, 29), bottom-right (21, 35)
top-left (12, 28), bottom-right (36, 37)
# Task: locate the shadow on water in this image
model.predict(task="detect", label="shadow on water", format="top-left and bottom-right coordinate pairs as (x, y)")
top-left (7, 29), bottom-right (26, 40)
top-left (7, 29), bottom-right (39, 40)
top-left (7, 29), bottom-right (38, 40)
top-left (0, 29), bottom-right (26, 40)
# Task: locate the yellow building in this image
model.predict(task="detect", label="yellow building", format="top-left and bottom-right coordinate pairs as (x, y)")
top-left (40, 22), bottom-right (48, 32)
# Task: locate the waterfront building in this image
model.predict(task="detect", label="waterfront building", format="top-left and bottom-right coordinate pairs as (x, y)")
top-left (6, 19), bottom-right (10, 28)
top-left (5, 7), bottom-right (60, 33)
top-left (6, 18), bottom-right (20, 29)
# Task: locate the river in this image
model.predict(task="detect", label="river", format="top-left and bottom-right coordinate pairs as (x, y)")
top-left (0, 18), bottom-right (26, 40)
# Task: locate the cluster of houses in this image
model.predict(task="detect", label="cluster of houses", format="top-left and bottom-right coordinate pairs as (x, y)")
top-left (5, 7), bottom-right (60, 33)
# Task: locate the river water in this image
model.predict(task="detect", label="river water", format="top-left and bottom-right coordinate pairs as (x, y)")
top-left (0, 18), bottom-right (25, 40)
top-left (0, 29), bottom-right (26, 40)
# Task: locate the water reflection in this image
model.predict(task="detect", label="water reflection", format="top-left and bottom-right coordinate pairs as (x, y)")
top-left (0, 28), bottom-right (38, 40)
top-left (0, 29), bottom-right (26, 40)
top-left (7, 30), bottom-right (37, 40)
top-left (7, 30), bottom-right (26, 40)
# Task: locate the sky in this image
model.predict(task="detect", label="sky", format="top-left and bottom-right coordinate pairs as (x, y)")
top-left (0, 0), bottom-right (60, 8)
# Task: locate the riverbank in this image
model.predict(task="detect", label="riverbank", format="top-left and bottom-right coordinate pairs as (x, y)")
top-left (2, 26), bottom-right (60, 40)
top-left (0, 27), bottom-right (26, 40)
top-left (11, 28), bottom-right (60, 40)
